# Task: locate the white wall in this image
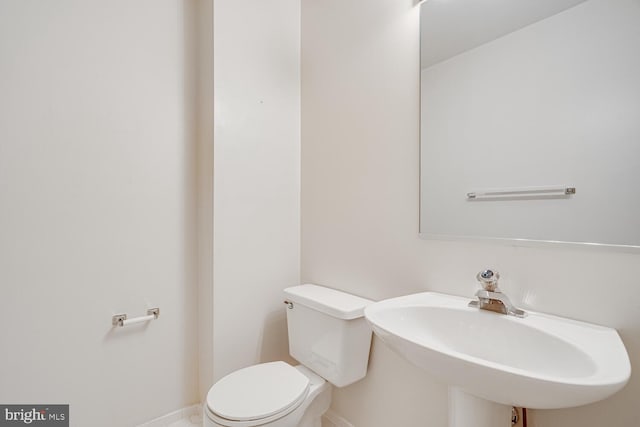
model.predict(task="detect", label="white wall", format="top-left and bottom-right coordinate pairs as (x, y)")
top-left (0, 1), bottom-right (199, 426)
top-left (195, 0), bottom-right (215, 400)
top-left (301, 0), bottom-right (640, 426)
top-left (212, 0), bottom-right (301, 382)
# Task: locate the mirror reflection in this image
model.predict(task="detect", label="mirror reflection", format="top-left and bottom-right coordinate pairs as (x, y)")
top-left (419, 0), bottom-right (640, 248)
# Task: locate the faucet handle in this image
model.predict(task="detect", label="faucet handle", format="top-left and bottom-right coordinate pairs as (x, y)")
top-left (477, 269), bottom-right (500, 292)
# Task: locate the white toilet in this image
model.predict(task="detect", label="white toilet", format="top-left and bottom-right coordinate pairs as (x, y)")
top-left (203, 284), bottom-right (373, 427)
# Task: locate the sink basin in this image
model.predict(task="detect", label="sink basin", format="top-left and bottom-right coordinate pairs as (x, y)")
top-left (364, 292), bottom-right (630, 410)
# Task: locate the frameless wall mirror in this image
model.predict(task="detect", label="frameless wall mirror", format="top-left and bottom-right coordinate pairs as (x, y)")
top-left (419, 0), bottom-right (640, 249)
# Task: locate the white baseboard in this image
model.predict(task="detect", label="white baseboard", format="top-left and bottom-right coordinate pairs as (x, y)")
top-left (322, 409), bottom-right (355, 427)
top-left (137, 404), bottom-right (202, 427)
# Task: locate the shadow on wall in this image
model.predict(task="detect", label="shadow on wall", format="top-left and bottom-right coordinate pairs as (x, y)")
top-left (259, 308), bottom-right (297, 365)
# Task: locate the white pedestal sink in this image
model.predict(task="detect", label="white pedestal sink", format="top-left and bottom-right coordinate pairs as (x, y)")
top-left (364, 292), bottom-right (630, 427)
top-left (449, 388), bottom-right (511, 427)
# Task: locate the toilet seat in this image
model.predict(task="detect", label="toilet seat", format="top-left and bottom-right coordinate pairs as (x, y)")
top-left (207, 361), bottom-right (310, 425)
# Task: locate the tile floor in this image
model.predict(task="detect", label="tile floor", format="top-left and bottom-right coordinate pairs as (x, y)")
top-left (167, 413), bottom-right (201, 427)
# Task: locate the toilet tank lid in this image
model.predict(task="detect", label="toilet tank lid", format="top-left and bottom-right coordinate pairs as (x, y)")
top-left (284, 284), bottom-right (373, 320)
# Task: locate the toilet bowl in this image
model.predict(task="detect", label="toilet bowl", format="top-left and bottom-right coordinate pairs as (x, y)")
top-left (204, 363), bottom-right (331, 427)
top-left (204, 284), bottom-right (373, 427)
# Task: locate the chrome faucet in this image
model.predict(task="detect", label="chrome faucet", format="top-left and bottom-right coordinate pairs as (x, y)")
top-left (468, 269), bottom-right (527, 317)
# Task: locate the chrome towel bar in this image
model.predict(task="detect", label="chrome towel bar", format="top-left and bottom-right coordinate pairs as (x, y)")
top-left (466, 186), bottom-right (576, 200)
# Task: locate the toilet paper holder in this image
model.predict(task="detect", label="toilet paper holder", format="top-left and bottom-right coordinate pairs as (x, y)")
top-left (112, 308), bottom-right (160, 327)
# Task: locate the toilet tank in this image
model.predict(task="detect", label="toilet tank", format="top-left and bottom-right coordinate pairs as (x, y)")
top-left (283, 284), bottom-right (373, 387)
